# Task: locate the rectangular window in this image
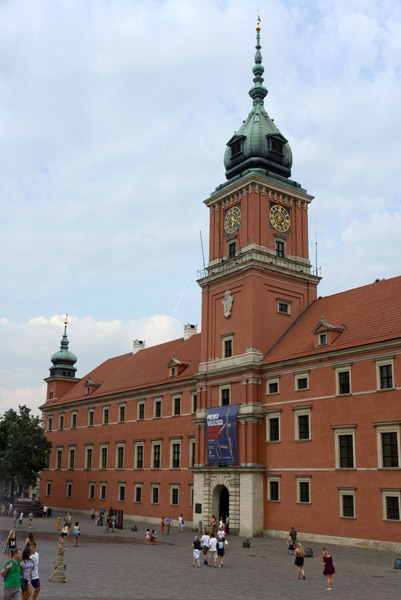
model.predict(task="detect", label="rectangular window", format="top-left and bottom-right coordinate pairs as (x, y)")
top-left (380, 364), bottom-right (393, 389)
top-left (228, 240), bottom-right (237, 258)
top-left (171, 486), bottom-right (179, 505)
top-left (116, 445), bottom-right (125, 469)
top-left (46, 481), bottom-right (52, 496)
top-left (89, 483), bottom-right (95, 500)
top-left (59, 415), bottom-right (64, 430)
top-left (190, 440), bottom-right (196, 468)
top-left (85, 447), bottom-right (93, 469)
top-left (384, 494), bottom-right (400, 521)
top-left (135, 484), bottom-right (142, 503)
top-left (48, 416), bottom-right (53, 432)
top-left (275, 240), bottom-right (285, 258)
top-left (71, 413), bottom-right (77, 429)
top-left (223, 338), bottom-right (233, 358)
top-left (56, 449), bottom-right (62, 469)
top-left (154, 399), bottom-right (162, 418)
top-left (152, 485), bottom-right (159, 504)
top-left (119, 405), bottom-right (126, 422)
top-left (266, 379), bottom-right (279, 395)
top-left (267, 478), bottom-right (280, 502)
top-left (190, 485), bottom-right (194, 507)
top-left (136, 444), bottom-right (144, 469)
top-left (341, 493), bottom-right (355, 518)
top-left (153, 444), bottom-right (161, 469)
top-left (382, 432), bottom-right (399, 467)
top-left (68, 448), bottom-right (75, 469)
top-left (88, 409), bottom-right (94, 427)
top-left (118, 484), bottom-right (126, 502)
top-left (269, 418), bottom-right (280, 441)
top-left (294, 408), bottom-right (311, 441)
top-left (103, 408), bottom-right (109, 425)
top-left (278, 302), bottom-right (289, 314)
top-left (319, 333), bottom-right (327, 345)
top-left (171, 442), bottom-right (181, 469)
top-left (295, 374), bottom-right (309, 390)
top-left (192, 394), bottom-right (197, 413)
top-left (339, 435), bottom-right (354, 468)
top-left (138, 402), bottom-right (145, 420)
top-left (100, 446), bottom-right (108, 469)
top-left (173, 396), bottom-right (181, 416)
top-left (297, 479), bottom-right (310, 503)
top-left (66, 482), bottom-right (72, 498)
top-left (100, 484), bottom-right (107, 501)
top-left (220, 387), bottom-right (230, 406)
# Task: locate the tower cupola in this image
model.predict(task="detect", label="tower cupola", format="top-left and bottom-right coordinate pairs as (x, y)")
top-left (224, 19), bottom-right (293, 181)
top-left (49, 317), bottom-right (77, 378)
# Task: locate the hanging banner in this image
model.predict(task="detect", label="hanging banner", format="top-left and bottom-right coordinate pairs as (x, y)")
top-left (206, 404), bottom-right (240, 464)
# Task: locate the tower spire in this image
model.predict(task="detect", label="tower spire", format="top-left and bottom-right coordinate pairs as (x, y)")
top-left (249, 14), bottom-right (268, 106)
top-left (49, 314), bottom-right (77, 378)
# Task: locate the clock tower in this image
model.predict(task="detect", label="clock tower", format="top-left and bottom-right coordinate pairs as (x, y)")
top-left (193, 20), bottom-right (320, 536)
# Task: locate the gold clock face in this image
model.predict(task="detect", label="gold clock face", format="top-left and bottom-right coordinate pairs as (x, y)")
top-left (270, 204), bottom-right (290, 233)
top-left (224, 206), bottom-right (241, 235)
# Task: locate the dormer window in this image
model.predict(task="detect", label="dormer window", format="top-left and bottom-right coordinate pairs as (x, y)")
top-left (170, 367), bottom-right (176, 377)
top-left (319, 333), bottom-right (327, 345)
top-left (270, 138), bottom-right (284, 155)
top-left (231, 140), bottom-right (242, 157)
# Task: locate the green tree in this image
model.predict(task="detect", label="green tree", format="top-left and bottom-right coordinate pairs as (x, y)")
top-left (0, 405), bottom-right (52, 499)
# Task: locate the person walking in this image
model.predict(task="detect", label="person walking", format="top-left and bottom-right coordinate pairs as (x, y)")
top-left (1, 547), bottom-right (25, 600)
top-left (29, 543), bottom-right (40, 600)
top-left (110, 513), bottom-right (117, 533)
top-left (178, 514), bottom-right (184, 532)
top-left (6, 531), bottom-right (17, 560)
top-left (200, 530), bottom-right (210, 566)
top-left (28, 512), bottom-right (33, 530)
top-left (217, 536), bottom-right (225, 567)
top-left (18, 513), bottom-right (23, 528)
top-left (209, 533), bottom-right (218, 568)
top-left (192, 536), bottom-right (201, 568)
top-left (294, 543), bottom-right (306, 579)
top-left (289, 526), bottom-right (297, 548)
top-left (322, 548), bottom-right (335, 591)
top-left (161, 517), bottom-right (165, 535)
top-left (166, 516), bottom-right (171, 535)
top-left (73, 523), bottom-right (80, 547)
top-left (48, 536), bottom-right (67, 583)
top-left (21, 548), bottom-right (33, 600)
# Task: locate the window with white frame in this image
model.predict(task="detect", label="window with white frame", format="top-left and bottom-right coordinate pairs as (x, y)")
top-left (154, 398), bottom-right (162, 418)
top-left (88, 482), bottom-right (95, 500)
top-left (266, 378), bottom-right (279, 395)
top-left (85, 446), bottom-right (93, 469)
top-left (170, 440), bottom-right (181, 469)
top-left (66, 481), bottom-right (72, 498)
top-left (170, 485), bottom-right (179, 505)
top-left (267, 476), bottom-right (280, 502)
top-left (382, 489), bottom-right (400, 521)
top-left (152, 442), bottom-right (161, 469)
top-left (88, 409), bottom-right (94, 426)
top-left (135, 484), bottom-right (142, 503)
top-left (294, 407), bottom-right (311, 441)
top-left (297, 477), bottom-right (311, 503)
top-left (56, 448), bottom-right (63, 469)
top-left (71, 412), bottom-right (77, 429)
top-left (151, 484), bottom-right (160, 504)
top-left (138, 401), bottom-right (145, 420)
top-left (119, 404), bottom-right (126, 422)
top-left (115, 444), bottom-right (125, 469)
top-left (135, 443), bottom-right (144, 469)
top-left (334, 426), bottom-right (356, 469)
top-left (58, 414), bottom-right (64, 430)
top-left (376, 423), bottom-right (400, 468)
top-left (118, 483), bottom-right (126, 502)
top-left (319, 333), bottom-right (327, 345)
top-left (172, 396), bottom-right (181, 416)
top-left (295, 373), bottom-right (309, 391)
top-left (266, 411), bottom-right (281, 442)
top-left (220, 386), bottom-right (230, 406)
top-left (222, 335), bottom-right (233, 358)
top-left (47, 416), bottom-right (53, 431)
top-left (99, 445), bottom-right (108, 469)
top-left (338, 488), bottom-right (356, 518)
top-left (336, 366), bottom-right (351, 395)
top-left (376, 358), bottom-right (394, 390)
top-left (103, 406), bottom-right (109, 425)
top-left (68, 447), bottom-right (75, 469)
top-left (100, 483), bottom-right (107, 501)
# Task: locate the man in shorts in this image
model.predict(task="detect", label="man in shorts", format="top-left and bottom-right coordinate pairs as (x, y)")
top-left (209, 533), bottom-right (218, 568)
top-left (29, 543), bottom-right (40, 600)
top-left (1, 547), bottom-right (25, 600)
top-left (200, 529), bottom-right (211, 566)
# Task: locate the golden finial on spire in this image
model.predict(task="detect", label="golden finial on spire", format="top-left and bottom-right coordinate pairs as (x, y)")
top-left (256, 9), bottom-right (261, 31)
top-left (64, 313), bottom-right (68, 326)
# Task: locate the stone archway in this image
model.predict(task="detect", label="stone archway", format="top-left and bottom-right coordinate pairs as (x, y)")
top-left (211, 483), bottom-right (229, 523)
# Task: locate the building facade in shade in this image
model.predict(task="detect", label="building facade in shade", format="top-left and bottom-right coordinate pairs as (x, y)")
top-left (40, 23), bottom-right (401, 549)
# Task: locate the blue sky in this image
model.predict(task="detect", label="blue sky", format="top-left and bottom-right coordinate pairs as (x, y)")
top-left (1, 0), bottom-right (401, 414)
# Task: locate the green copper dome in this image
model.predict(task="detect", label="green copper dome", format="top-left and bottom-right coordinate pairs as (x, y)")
top-left (49, 319), bottom-right (77, 378)
top-left (224, 23), bottom-right (292, 181)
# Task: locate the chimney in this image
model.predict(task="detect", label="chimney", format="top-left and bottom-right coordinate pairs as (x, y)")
top-left (183, 323), bottom-right (197, 341)
top-left (132, 339), bottom-right (145, 355)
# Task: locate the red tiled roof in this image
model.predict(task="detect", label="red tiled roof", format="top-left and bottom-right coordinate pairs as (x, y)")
top-left (43, 334), bottom-right (201, 407)
top-left (264, 276), bottom-right (401, 364)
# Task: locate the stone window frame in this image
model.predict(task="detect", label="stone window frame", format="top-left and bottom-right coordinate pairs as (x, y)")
top-left (267, 475), bottom-right (281, 502)
top-left (296, 475), bottom-right (311, 504)
top-left (151, 440), bottom-right (162, 469)
top-left (47, 415), bottom-right (53, 432)
top-left (265, 410), bottom-right (281, 443)
top-left (88, 481), bottom-right (96, 501)
top-left (227, 238), bottom-right (237, 259)
top-left (58, 413), bottom-right (64, 431)
top-left (118, 404), bottom-right (126, 423)
top-left (102, 406), bottom-right (110, 425)
top-left (85, 445), bottom-right (93, 470)
top-left (375, 422), bottom-right (400, 469)
top-left (381, 489), bottom-right (401, 521)
top-left (335, 365), bottom-right (352, 395)
top-left (170, 484), bottom-right (180, 506)
top-left (99, 444), bottom-right (109, 470)
top-left (154, 397), bottom-right (162, 419)
top-left (137, 400), bottom-right (145, 421)
top-left (134, 483), bottom-right (142, 503)
top-left (172, 395), bottom-right (181, 416)
top-left (293, 406), bottom-right (312, 441)
top-left (71, 412), bottom-right (77, 429)
top-left (68, 446), bottom-right (76, 470)
top-left (66, 481), bottom-right (72, 498)
top-left (115, 443), bottom-right (126, 470)
top-left (189, 437), bottom-right (196, 468)
top-left (295, 372), bottom-right (309, 392)
top-left (276, 295), bottom-right (291, 315)
top-left (135, 442), bottom-right (145, 470)
top-left (118, 483), bottom-right (126, 502)
top-left (266, 377), bottom-right (279, 396)
top-left (151, 484), bottom-right (160, 505)
top-left (56, 448), bottom-right (63, 470)
top-left (170, 438), bottom-right (181, 470)
top-left (376, 357), bottom-right (394, 390)
top-left (88, 408), bottom-right (95, 427)
top-left (45, 481), bottom-right (52, 496)
top-left (219, 385), bottom-right (231, 406)
top-left (338, 487), bottom-right (356, 519)
top-left (319, 333), bottom-right (327, 346)
top-left (99, 482), bottom-right (107, 501)
top-left (333, 425), bottom-right (356, 469)
top-left (222, 334), bottom-right (234, 359)
top-left (191, 392), bottom-right (198, 414)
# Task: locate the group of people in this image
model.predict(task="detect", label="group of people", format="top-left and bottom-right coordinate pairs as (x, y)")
top-left (2, 530), bottom-right (40, 600)
top-left (289, 527), bottom-right (336, 591)
top-left (194, 524), bottom-right (227, 568)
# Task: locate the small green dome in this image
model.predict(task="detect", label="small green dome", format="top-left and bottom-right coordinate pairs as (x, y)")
top-left (49, 319), bottom-right (77, 378)
top-left (224, 24), bottom-right (292, 181)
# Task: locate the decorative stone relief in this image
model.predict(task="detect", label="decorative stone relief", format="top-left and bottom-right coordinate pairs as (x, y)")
top-left (222, 290), bottom-right (234, 318)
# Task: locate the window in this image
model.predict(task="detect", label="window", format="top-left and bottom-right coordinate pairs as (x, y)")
top-left (100, 445), bottom-right (108, 469)
top-left (136, 444), bottom-right (144, 469)
top-left (59, 415), bottom-right (64, 430)
top-left (376, 359), bottom-right (394, 390)
top-left (376, 424), bottom-right (400, 468)
top-left (46, 481), bottom-right (52, 496)
top-left (152, 443), bottom-right (161, 469)
top-left (138, 402), bottom-right (145, 420)
top-left (266, 379), bottom-right (279, 395)
top-left (47, 416), bottom-right (53, 432)
top-left (336, 367), bottom-right (351, 395)
top-left (266, 411), bottom-right (281, 442)
top-left (152, 485), bottom-right (160, 504)
top-left (56, 449), bottom-right (63, 469)
top-left (66, 482), bottom-right (72, 498)
top-left (228, 240), bottom-right (237, 258)
top-left (100, 483), bottom-right (107, 501)
top-left (275, 240), bottom-right (285, 258)
top-left (89, 483), bottom-right (95, 500)
top-left (154, 399), bottom-right (162, 418)
top-left (223, 337), bottom-right (233, 358)
top-left (119, 405), bottom-right (126, 422)
top-left (88, 409), bottom-right (94, 426)
top-left (278, 301), bottom-right (289, 314)
top-left (173, 396), bottom-right (181, 416)
top-left (339, 489), bottom-right (355, 518)
top-left (191, 394), bottom-right (197, 414)
top-left (294, 407), bottom-right (311, 441)
top-left (220, 387), bottom-right (230, 406)
top-left (334, 426), bottom-right (355, 469)
top-left (382, 490), bottom-right (400, 521)
top-left (68, 448), bottom-right (75, 469)
top-left (295, 373), bottom-right (309, 391)
top-left (319, 333), bottom-right (327, 345)
top-left (71, 413), bottom-right (77, 429)
top-left (49, 392), bottom-right (54, 399)
top-left (135, 484), bottom-right (142, 503)
top-left (103, 407), bottom-right (109, 425)
top-left (230, 139), bottom-right (242, 156)
top-left (116, 445), bottom-right (125, 469)
top-left (118, 484), bottom-right (126, 502)
top-left (270, 138), bottom-right (284, 154)
top-left (190, 485), bottom-right (194, 507)
top-left (170, 367), bottom-right (176, 377)
top-left (297, 478), bottom-right (311, 503)
top-left (190, 439), bottom-right (196, 468)
top-left (85, 447), bottom-right (93, 469)
top-left (267, 477), bottom-right (280, 502)
top-left (171, 486), bottom-right (179, 505)
top-left (171, 441), bottom-right (181, 469)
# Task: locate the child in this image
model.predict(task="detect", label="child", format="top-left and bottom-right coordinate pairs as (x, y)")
top-left (56, 516), bottom-right (61, 530)
top-left (145, 529), bottom-right (150, 544)
top-left (150, 530), bottom-right (157, 544)
top-left (287, 536), bottom-right (295, 555)
top-left (18, 512), bottom-right (23, 527)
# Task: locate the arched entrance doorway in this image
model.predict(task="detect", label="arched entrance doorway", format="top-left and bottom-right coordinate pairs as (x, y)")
top-left (212, 484), bottom-right (229, 523)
